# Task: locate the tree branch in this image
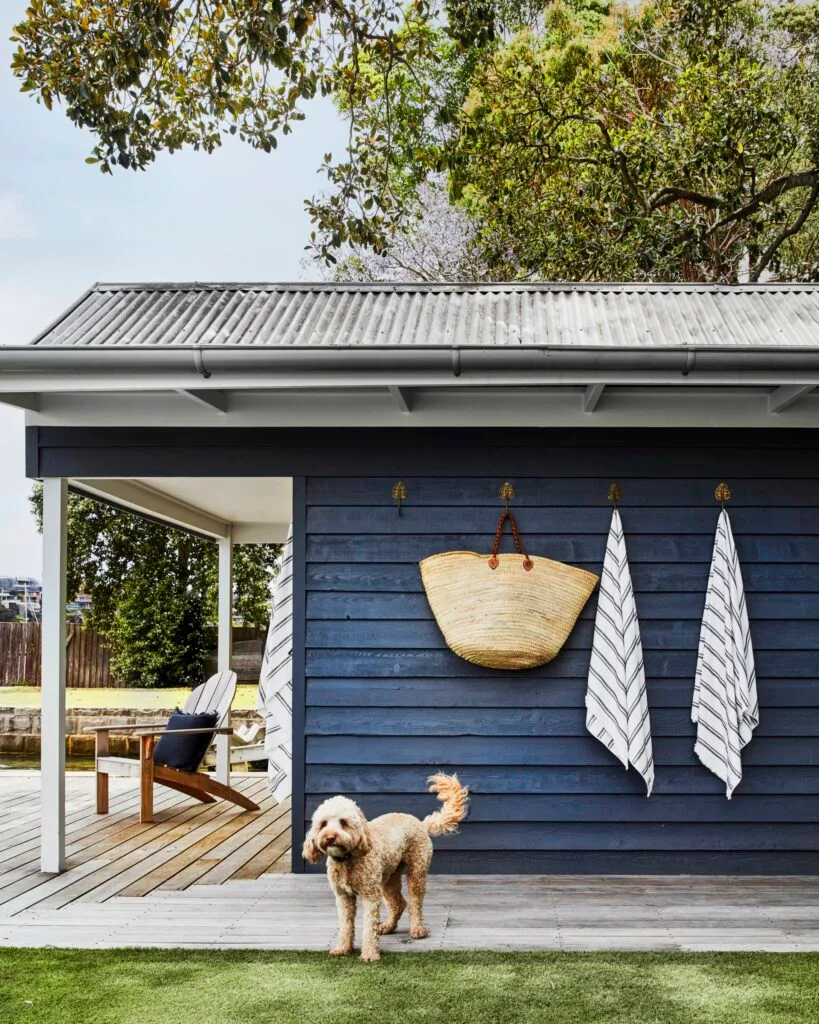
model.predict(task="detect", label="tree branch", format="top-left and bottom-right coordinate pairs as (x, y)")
top-left (649, 186), bottom-right (722, 211)
top-left (750, 182), bottom-right (819, 282)
top-left (589, 118), bottom-right (645, 209)
top-left (708, 168), bottom-right (819, 235)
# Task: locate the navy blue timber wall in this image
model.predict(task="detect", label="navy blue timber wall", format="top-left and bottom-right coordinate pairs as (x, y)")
top-left (303, 438), bottom-right (819, 875)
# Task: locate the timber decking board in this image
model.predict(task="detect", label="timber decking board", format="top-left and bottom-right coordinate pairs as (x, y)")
top-left (180, 809), bottom-right (292, 889)
top-left (1, 872), bottom-right (818, 952)
top-left (0, 787), bottom-right (237, 909)
top-left (34, 780), bottom-right (273, 910)
top-left (0, 772), bottom-right (291, 915)
top-left (123, 797), bottom-right (290, 896)
top-left (0, 784), bottom-right (187, 860)
top-left (229, 826), bottom-right (293, 880)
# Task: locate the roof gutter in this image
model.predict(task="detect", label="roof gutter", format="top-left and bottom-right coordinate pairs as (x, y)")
top-left (2, 345), bottom-right (819, 380)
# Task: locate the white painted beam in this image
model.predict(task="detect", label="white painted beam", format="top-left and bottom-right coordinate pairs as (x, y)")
top-left (388, 386), bottom-right (412, 414)
top-left (72, 479), bottom-right (230, 539)
top-left (215, 532), bottom-right (233, 785)
top-left (177, 389), bottom-right (228, 414)
top-left (0, 393), bottom-right (39, 411)
top-left (232, 522), bottom-right (291, 545)
top-left (41, 478), bottom-right (67, 873)
top-left (583, 384), bottom-right (605, 414)
top-left (767, 384), bottom-right (816, 415)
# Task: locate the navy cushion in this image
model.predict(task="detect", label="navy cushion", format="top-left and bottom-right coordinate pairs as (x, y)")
top-left (153, 709), bottom-right (218, 772)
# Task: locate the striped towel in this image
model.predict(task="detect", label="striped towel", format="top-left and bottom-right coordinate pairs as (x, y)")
top-left (256, 524), bottom-right (294, 802)
top-left (692, 509), bottom-right (758, 799)
top-left (586, 509), bottom-right (654, 796)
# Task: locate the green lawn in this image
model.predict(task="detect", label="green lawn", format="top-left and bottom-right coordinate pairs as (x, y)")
top-left (1, 950), bottom-right (816, 1024)
top-left (0, 685), bottom-right (258, 711)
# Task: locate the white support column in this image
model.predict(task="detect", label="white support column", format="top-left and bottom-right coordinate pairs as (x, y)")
top-left (41, 478), bottom-right (67, 873)
top-left (215, 530), bottom-right (233, 785)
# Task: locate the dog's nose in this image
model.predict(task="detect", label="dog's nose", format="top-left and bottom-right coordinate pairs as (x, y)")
top-left (324, 833), bottom-right (338, 845)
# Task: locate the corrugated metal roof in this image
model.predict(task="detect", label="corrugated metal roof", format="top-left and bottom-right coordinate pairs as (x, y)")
top-left (30, 282), bottom-right (819, 349)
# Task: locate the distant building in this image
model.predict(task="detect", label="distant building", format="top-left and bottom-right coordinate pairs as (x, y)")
top-left (0, 576), bottom-right (42, 599)
top-left (0, 577), bottom-right (88, 622)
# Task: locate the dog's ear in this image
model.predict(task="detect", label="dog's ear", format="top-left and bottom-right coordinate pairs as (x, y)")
top-left (302, 829), bottom-right (323, 864)
top-left (355, 815), bottom-right (372, 856)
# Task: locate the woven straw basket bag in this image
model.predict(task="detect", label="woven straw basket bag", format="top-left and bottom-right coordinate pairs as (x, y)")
top-left (420, 511), bottom-right (599, 671)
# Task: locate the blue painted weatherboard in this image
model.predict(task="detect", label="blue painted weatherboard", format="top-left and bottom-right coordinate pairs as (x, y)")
top-left (302, 460), bottom-right (819, 875)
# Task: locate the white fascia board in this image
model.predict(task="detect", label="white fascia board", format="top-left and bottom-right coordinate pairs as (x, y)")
top-left (5, 370), bottom-right (819, 393)
top-left (30, 386), bottom-right (819, 428)
top-left (71, 479), bottom-right (230, 539)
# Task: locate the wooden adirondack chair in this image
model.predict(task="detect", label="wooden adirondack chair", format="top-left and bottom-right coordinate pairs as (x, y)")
top-left (87, 671), bottom-right (260, 823)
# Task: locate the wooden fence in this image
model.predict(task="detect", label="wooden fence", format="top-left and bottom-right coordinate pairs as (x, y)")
top-left (0, 623), bottom-right (42, 687)
top-left (0, 622), bottom-right (113, 688)
top-left (0, 623), bottom-right (266, 688)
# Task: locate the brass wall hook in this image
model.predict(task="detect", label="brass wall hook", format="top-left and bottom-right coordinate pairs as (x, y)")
top-left (391, 480), bottom-right (408, 516)
top-left (714, 481), bottom-right (731, 508)
top-left (498, 481), bottom-right (516, 511)
top-left (607, 482), bottom-right (623, 508)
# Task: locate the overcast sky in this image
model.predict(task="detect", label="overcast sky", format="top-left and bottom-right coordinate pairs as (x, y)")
top-left (0, 4), bottom-right (346, 578)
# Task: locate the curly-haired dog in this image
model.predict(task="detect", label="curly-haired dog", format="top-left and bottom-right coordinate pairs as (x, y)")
top-left (302, 773), bottom-right (469, 962)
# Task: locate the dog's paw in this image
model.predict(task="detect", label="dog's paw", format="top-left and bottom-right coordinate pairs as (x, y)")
top-left (409, 926), bottom-right (430, 940)
top-left (329, 946), bottom-right (353, 957)
top-left (377, 921), bottom-right (398, 935)
top-left (359, 950), bottom-right (381, 963)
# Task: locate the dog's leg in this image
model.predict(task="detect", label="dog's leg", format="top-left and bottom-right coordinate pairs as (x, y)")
top-left (406, 862), bottom-right (430, 940)
top-left (330, 890), bottom-right (356, 956)
top-left (378, 869), bottom-right (407, 935)
top-left (359, 894), bottom-right (382, 962)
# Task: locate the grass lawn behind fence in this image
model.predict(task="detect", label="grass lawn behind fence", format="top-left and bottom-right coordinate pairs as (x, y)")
top-left (1, 950), bottom-right (817, 1024)
top-left (0, 685), bottom-right (259, 710)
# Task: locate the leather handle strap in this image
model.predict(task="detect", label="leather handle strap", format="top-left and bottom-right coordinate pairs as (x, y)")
top-left (488, 511), bottom-right (533, 572)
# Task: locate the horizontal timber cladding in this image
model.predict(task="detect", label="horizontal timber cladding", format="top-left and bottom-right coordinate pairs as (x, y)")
top-left (301, 437), bottom-right (819, 875)
top-left (24, 426), bottom-right (819, 479)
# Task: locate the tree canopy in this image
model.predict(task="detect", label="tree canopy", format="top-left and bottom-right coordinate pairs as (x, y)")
top-left (13, 0), bottom-right (819, 280)
top-left (30, 486), bottom-right (280, 688)
top-left (449, 0), bottom-right (819, 281)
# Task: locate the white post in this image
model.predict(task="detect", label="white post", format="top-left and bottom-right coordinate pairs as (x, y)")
top-left (216, 531), bottom-right (233, 785)
top-left (41, 478), bottom-right (67, 873)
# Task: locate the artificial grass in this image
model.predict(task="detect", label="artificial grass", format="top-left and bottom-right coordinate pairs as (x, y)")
top-left (0, 949), bottom-right (817, 1024)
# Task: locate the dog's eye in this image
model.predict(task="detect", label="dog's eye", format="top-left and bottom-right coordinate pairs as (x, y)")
top-left (319, 820), bottom-right (327, 830)
top-left (339, 819), bottom-right (348, 828)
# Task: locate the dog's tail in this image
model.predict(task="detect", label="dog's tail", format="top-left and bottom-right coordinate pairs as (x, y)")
top-left (423, 773), bottom-right (469, 837)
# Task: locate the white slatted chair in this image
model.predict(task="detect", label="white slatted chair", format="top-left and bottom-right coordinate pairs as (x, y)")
top-left (87, 671), bottom-right (260, 823)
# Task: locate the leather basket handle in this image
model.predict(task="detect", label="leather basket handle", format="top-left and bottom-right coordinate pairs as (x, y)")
top-left (488, 511), bottom-right (533, 572)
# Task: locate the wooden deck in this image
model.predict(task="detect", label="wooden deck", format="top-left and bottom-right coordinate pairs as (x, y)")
top-left (0, 771), bottom-right (291, 917)
top-left (1, 772), bottom-right (817, 951)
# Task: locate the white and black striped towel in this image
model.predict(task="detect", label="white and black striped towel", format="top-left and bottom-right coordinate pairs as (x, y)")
top-left (692, 509), bottom-right (758, 799)
top-left (256, 525), bottom-right (294, 802)
top-left (586, 509), bottom-right (654, 796)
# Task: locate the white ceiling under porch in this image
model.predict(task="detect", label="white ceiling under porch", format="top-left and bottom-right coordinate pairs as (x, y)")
top-left (71, 476), bottom-right (292, 543)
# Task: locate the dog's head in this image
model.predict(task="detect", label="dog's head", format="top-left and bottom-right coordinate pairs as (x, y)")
top-left (302, 795), bottom-right (372, 864)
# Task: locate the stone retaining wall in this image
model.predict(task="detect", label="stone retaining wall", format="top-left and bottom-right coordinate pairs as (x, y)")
top-left (0, 707), bottom-right (260, 757)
